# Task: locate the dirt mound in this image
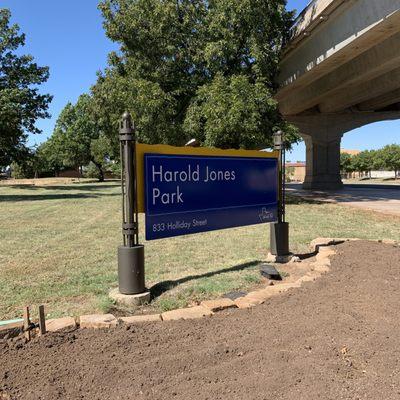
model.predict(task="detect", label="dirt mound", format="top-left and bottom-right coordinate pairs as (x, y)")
top-left (1, 241), bottom-right (400, 399)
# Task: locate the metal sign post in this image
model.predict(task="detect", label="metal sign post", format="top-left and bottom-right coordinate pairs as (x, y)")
top-left (270, 130), bottom-right (290, 256)
top-left (117, 112), bottom-right (146, 295)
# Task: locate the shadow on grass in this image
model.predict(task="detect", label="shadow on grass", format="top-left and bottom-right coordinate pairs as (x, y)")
top-left (285, 194), bottom-right (325, 205)
top-left (0, 192), bottom-right (120, 202)
top-left (150, 260), bottom-right (261, 300)
top-left (2, 183), bottom-right (120, 192)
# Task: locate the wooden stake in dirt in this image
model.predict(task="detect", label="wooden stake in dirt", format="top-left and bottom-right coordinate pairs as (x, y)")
top-left (23, 306), bottom-right (30, 341)
top-left (38, 305), bottom-right (46, 336)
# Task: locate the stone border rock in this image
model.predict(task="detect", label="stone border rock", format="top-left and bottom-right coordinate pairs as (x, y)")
top-left (46, 317), bottom-right (77, 332)
top-left (1, 238), bottom-right (398, 334)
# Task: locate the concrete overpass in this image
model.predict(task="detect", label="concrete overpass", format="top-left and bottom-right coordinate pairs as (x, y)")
top-left (277, 0), bottom-right (400, 189)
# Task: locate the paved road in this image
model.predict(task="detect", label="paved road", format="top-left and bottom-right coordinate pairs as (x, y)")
top-left (287, 183), bottom-right (400, 216)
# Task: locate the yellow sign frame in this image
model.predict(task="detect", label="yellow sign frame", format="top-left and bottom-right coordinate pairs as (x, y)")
top-left (135, 143), bottom-right (279, 213)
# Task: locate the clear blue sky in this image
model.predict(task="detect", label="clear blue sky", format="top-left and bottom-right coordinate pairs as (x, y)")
top-left (2, 0), bottom-right (398, 161)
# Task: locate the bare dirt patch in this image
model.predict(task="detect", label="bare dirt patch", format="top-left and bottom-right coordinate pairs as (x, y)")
top-left (1, 240), bottom-right (400, 399)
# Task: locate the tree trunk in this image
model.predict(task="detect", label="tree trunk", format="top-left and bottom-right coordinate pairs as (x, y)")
top-left (92, 160), bottom-right (104, 182)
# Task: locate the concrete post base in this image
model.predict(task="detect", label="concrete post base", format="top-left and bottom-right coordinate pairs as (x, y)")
top-left (266, 252), bottom-right (300, 264)
top-left (109, 288), bottom-right (151, 310)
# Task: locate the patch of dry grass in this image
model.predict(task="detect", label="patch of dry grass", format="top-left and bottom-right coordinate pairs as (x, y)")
top-left (0, 181), bottom-right (399, 320)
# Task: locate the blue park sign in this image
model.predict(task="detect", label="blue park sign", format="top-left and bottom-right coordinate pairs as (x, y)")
top-left (144, 153), bottom-right (278, 240)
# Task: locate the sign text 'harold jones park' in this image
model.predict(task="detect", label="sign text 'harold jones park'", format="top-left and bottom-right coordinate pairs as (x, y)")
top-left (135, 144), bottom-right (279, 240)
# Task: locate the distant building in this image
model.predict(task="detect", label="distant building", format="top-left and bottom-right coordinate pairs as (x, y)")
top-left (286, 162), bottom-right (306, 182)
top-left (58, 168), bottom-right (82, 178)
top-left (341, 149), bottom-right (360, 156)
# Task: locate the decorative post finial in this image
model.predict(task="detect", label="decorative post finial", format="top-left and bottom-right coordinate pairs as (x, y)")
top-left (120, 111), bottom-right (134, 135)
top-left (273, 130), bottom-right (283, 151)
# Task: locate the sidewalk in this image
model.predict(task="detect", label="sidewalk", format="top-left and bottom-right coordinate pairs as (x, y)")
top-left (287, 183), bottom-right (400, 216)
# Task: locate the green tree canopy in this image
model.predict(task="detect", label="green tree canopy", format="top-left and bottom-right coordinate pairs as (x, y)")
top-left (0, 9), bottom-right (52, 167)
top-left (94, 0), bottom-right (298, 149)
top-left (340, 146), bottom-right (400, 180)
top-left (9, 143), bottom-right (55, 179)
top-left (51, 95), bottom-right (96, 168)
top-left (352, 150), bottom-right (375, 175)
top-left (340, 152), bottom-right (354, 174)
top-left (46, 94), bottom-right (116, 181)
top-left (381, 144), bottom-right (400, 178)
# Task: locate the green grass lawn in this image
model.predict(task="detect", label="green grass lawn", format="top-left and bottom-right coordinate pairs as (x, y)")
top-left (0, 180), bottom-right (399, 320)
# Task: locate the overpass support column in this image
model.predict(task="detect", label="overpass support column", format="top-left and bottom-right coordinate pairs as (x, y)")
top-left (286, 112), bottom-right (400, 190)
top-left (286, 115), bottom-right (347, 190)
top-left (302, 132), bottom-right (343, 190)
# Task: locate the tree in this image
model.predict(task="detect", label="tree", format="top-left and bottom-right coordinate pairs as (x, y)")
top-left (51, 96), bottom-right (94, 169)
top-left (184, 73), bottom-right (297, 149)
top-left (371, 149), bottom-right (385, 171)
top-left (9, 144), bottom-right (53, 179)
top-left (48, 94), bottom-right (116, 181)
top-left (286, 165), bottom-right (295, 182)
top-left (90, 133), bottom-right (113, 181)
top-left (381, 144), bottom-right (400, 179)
top-left (91, 70), bottom-right (179, 149)
top-left (0, 9), bottom-right (52, 168)
top-left (352, 150), bottom-right (375, 178)
top-left (340, 152), bottom-right (354, 177)
top-left (38, 138), bottom-right (64, 176)
top-left (96, 0), bottom-right (299, 150)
